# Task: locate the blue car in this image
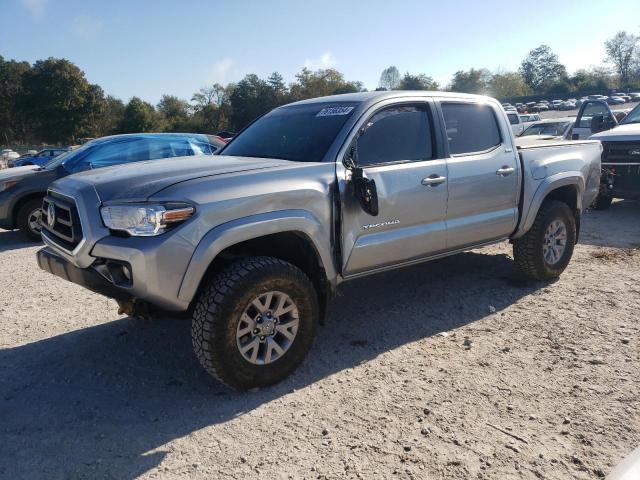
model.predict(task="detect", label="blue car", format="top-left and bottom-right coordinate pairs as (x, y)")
top-left (9, 148), bottom-right (70, 168)
top-left (0, 133), bottom-right (226, 239)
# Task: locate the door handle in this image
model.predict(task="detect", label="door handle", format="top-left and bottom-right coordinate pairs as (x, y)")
top-left (496, 166), bottom-right (515, 176)
top-left (421, 175), bottom-right (447, 187)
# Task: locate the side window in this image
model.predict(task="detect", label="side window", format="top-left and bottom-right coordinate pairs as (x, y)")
top-left (441, 103), bottom-right (502, 155)
top-left (357, 105), bottom-right (433, 167)
top-left (507, 113), bottom-right (519, 125)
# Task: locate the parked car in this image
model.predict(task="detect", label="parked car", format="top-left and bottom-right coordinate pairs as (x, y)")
top-left (37, 91), bottom-right (602, 390)
top-left (533, 103), bottom-right (549, 112)
top-left (607, 96), bottom-right (626, 105)
top-left (516, 117), bottom-right (575, 142)
top-left (9, 148), bottom-right (70, 168)
top-left (558, 101), bottom-right (576, 111)
top-left (519, 114), bottom-right (541, 123)
top-left (506, 110), bottom-right (525, 135)
top-left (571, 100), bottom-right (640, 209)
top-left (629, 92), bottom-right (640, 102)
top-left (0, 133), bottom-right (225, 240)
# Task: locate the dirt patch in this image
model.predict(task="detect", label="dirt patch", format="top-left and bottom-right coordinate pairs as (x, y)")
top-left (1, 201), bottom-right (639, 479)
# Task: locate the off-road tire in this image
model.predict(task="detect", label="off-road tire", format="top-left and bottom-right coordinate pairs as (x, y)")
top-left (591, 193), bottom-right (613, 210)
top-left (17, 198), bottom-right (43, 241)
top-left (513, 200), bottom-right (576, 280)
top-left (192, 256), bottom-right (318, 390)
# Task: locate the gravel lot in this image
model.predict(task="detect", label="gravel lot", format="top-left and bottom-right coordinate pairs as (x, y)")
top-left (1, 201), bottom-right (639, 479)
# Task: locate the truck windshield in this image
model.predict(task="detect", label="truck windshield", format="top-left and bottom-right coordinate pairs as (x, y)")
top-left (220, 102), bottom-right (359, 162)
top-left (620, 104), bottom-right (640, 124)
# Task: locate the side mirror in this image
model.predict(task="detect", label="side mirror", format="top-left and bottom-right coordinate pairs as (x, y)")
top-left (352, 169), bottom-right (379, 216)
top-left (344, 139), bottom-right (379, 216)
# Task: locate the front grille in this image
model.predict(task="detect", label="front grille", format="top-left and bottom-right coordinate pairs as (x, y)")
top-left (41, 192), bottom-right (83, 251)
top-left (602, 141), bottom-right (640, 164)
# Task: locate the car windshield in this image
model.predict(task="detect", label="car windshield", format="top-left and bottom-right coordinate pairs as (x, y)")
top-left (521, 121), bottom-right (571, 136)
top-left (220, 102), bottom-right (359, 162)
top-left (43, 142), bottom-right (95, 169)
top-left (620, 104), bottom-right (640, 124)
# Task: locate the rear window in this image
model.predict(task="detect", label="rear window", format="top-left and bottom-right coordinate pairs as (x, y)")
top-left (507, 113), bottom-right (519, 125)
top-left (221, 102), bottom-right (358, 162)
top-left (441, 103), bottom-right (502, 155)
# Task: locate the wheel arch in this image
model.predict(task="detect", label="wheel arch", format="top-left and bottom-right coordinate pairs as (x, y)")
top-left (178, 210), bottom-right (337, 316)
top-left (12, 192), bottom-right (46, 229)
top-left (513, 174), bottom-right (583, 240)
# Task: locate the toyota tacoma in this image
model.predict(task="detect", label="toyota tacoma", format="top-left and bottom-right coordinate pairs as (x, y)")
top-left (37, 92), bottom-right (602, 390)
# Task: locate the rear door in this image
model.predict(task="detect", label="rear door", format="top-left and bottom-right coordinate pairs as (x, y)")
top-left (571, 100), bottom-right (617, 140)
top-left (438, 100), bottom-right (520, 249)
top-left (340, 100), bottom-right (449, 276)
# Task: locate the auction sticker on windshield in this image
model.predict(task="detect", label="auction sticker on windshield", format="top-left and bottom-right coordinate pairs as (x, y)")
top-left (316, 106), bottom-right (355, 117)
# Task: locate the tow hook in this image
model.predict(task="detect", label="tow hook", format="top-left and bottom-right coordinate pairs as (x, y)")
top-left (117, 299), bottom-right (152, 319)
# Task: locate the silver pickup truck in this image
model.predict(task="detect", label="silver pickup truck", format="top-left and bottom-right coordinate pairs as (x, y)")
top-left (37, 91), bottom-right (602, 390)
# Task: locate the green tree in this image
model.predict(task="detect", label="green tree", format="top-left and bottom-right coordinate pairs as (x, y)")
top-left (191, 83), bottom-right (233, 132)
top-left (605, 31), bottom-right (639, 86)
top-left (489, 71), bottom-right (530, 98)
top-left (448, 68), bottom-right (491, 94)
top-left (289, 68), bottom-right (363, 101)
top-left (228, 74), bottom-right (278, 130)
top-left (379, 66), bottom-right (401, 90)
top-left (569, 67), bottom-right (613, 92)
top-left (0, 56), bottom-right (31, 144)
top-left (157, 94), bottom-right (191, 131)
top-left (118, 97), bottom-right (160, 133)
top-left (96, 95), bottom-right (125, 136)
top-left (397, 73), bottom-right (439, 90)
top-left (519, 45), bottom-right (567, 92)
top-left (19, 57), bottom-right (100, 143)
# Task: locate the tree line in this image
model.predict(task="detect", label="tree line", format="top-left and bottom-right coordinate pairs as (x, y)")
top-left (2, 30), bottom-right (640, 146)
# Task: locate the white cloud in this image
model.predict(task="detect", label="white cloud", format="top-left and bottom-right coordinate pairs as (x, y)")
top-left (72, 14), bottom-right (103, 39)
top-left (304, 52), bottom-right (336, 70)
top-left (210, 58), bottom-right (234, 84)
top-left (22, 0), bottom-right (48, 18)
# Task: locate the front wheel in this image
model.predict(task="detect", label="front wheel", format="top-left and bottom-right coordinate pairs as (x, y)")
top-left (192, 256), bottom-right (318, 390)
top-left (513, 200), bottom-right (576, 280)
top-left (17, 198), bottom-right (44, 241)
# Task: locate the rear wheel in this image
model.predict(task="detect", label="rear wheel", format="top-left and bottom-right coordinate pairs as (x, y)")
top-left (192, 256), bottom-right (318, 390)
top-left (16, 198), bottom-right (44, 241)
top-left (513, 200), bottom-right (576, 280)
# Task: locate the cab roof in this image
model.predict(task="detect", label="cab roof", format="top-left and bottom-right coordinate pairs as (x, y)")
top-left (284, 90), bottom-right (498, 110)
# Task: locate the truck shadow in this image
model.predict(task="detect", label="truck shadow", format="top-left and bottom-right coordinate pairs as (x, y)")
top-left (580, 199), bottom-right (640, 249)
top-left (0, 230), bottom-right (40, 253)
top-left (0, 250), bottom-right (544, 479)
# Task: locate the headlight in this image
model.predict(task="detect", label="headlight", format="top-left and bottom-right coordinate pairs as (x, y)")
top-left (100, 203), bottom-right (194, 236)
top-left (0, 179), bottom-right (19, 193)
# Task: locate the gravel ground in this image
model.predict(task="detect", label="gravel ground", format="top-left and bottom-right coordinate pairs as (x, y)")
top-left (1, 201), bottom-right (639, 480)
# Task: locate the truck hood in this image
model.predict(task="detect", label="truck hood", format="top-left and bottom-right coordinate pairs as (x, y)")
top-left (590, 123), bottom-right (640, 141)
top-left (55, 155), bottom-right (291, 202)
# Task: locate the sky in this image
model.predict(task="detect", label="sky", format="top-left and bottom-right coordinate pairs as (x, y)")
top-left (1, 0), bottom-right (639, 104)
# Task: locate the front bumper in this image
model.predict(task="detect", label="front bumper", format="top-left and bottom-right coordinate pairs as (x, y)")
top-left (37, 247), bottom-right (132, 302)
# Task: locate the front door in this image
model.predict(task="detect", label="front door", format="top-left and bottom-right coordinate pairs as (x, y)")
top-left (439, 101), bottom-right (520, 249)
top-left (571, 100), bottom-right (617, 140)
top-left (340, 102), bottom-right (448, 277)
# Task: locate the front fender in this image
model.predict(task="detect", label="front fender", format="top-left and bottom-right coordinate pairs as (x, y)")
top-left (512, 173), bottom-right (584, 239)
top-left (177, 209), bottom-right (336, 304)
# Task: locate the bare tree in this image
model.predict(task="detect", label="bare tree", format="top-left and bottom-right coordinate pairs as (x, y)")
top-left (605, 31), bottom-right (639, 85)
top-left (378, 66), bottom-right (401, 90)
